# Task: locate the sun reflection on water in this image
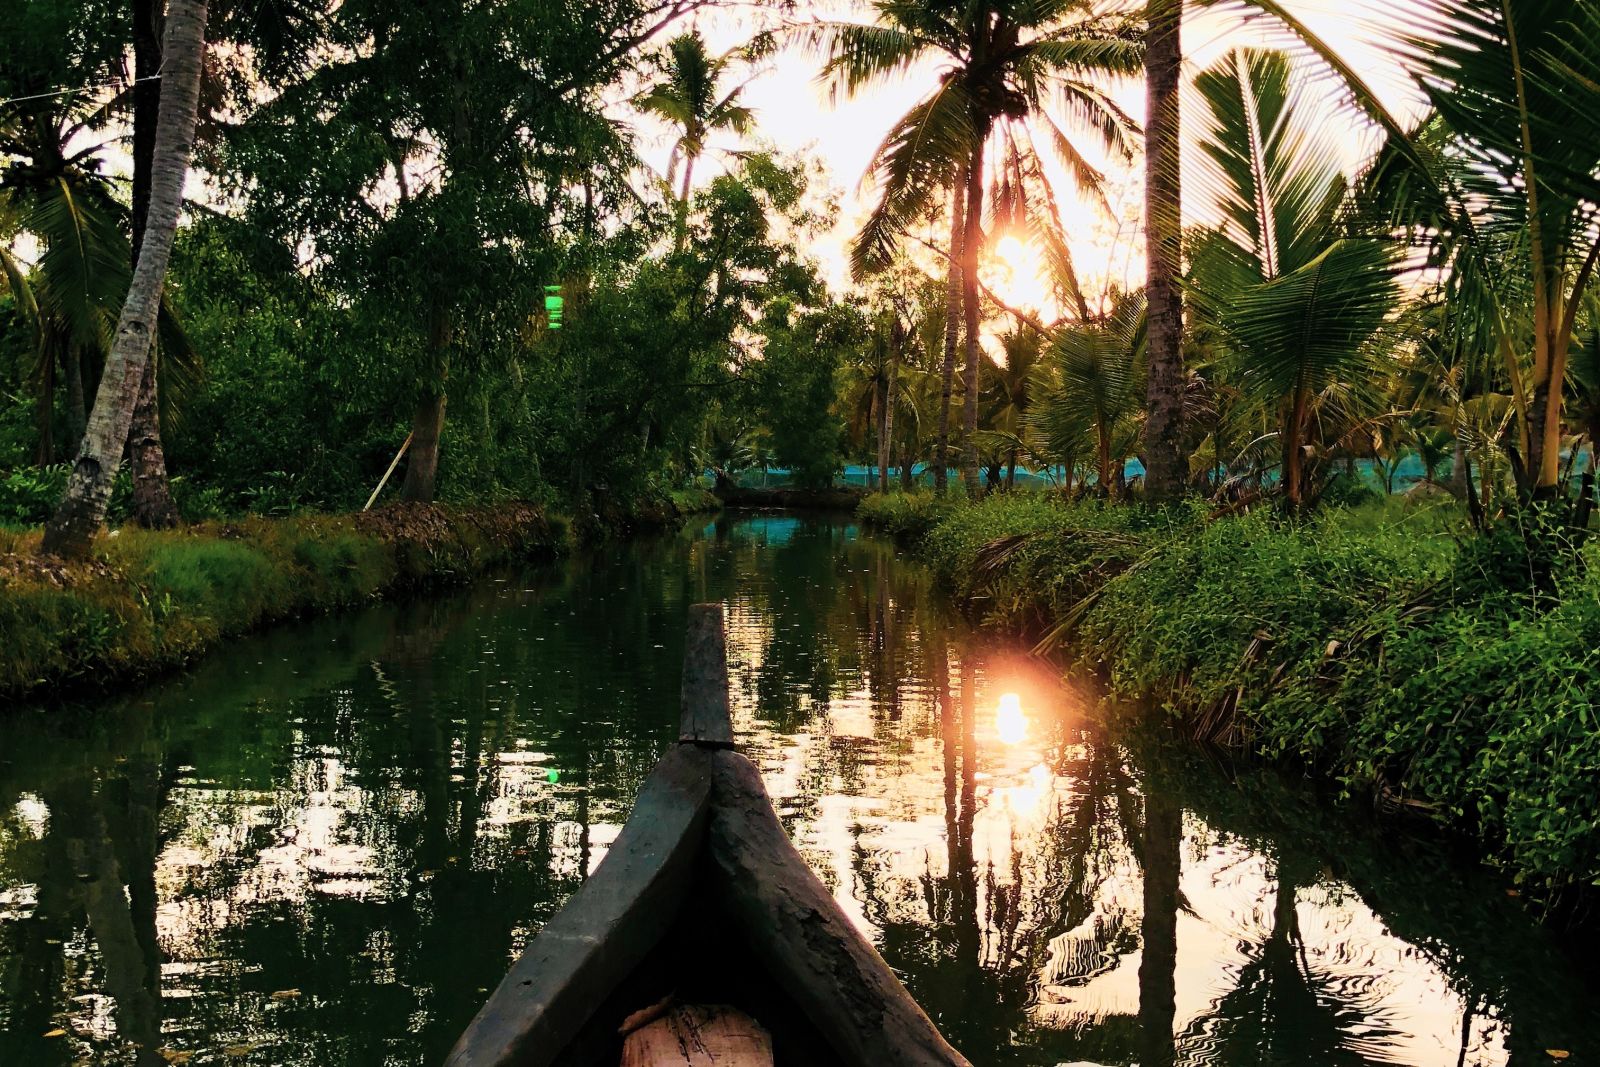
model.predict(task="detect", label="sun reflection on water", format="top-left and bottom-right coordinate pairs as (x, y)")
top-left (996, 692), bottom-right (1028, 746)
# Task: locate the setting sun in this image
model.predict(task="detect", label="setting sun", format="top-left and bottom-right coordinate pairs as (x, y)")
top-left (985, 234), bottom-right (1056, 319)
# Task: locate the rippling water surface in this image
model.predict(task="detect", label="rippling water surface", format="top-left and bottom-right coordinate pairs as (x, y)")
top-left (1, 514), bottom-right (1596, 1066)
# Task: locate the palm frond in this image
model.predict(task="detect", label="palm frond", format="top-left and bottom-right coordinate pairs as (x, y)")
top-left (853, 79), bottom-right (976, 277)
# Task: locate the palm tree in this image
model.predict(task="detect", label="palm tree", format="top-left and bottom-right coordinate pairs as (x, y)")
top-left (840, 341), bottom-right (894, 484)
top-left (1141, 0), bottom-right (1184, 501)
top-left (0, 157), bottom-right (132, 463)
top-left (1238, 0), bottom-right (1600, 505)
top-left (936, 162), bottom-right (966, 496)
top-left (1567, 296), bottom-right (1600, 529)
top-left (1185, 50), bottom-right (1401, 509)
top-left (128, 0), bottom-right (179, 529)
top-left (42, 0), bottom-right (210, 558)
top-left (1033, 289), bottom-right (1147, 495)
top-left (0, 33), bottom-right (197, 474)
top-left (807, 0), bottom-right (1144, 499)
top-left (983, 326), bottom-right (1044, 487)
top-left (635, 30), bottom-right (756, 249)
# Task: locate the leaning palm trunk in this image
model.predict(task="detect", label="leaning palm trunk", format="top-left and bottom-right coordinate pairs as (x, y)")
top-left (1142, 0), bottom-right (1185, 501)
top-left (127, 0), bottom-right (180, 529)
top-left (42, 0), bottom-right (208, 558)
top-left (960, 142), bottom-right (986, 499)
top-left (935, 166), bottom-right (966, 496)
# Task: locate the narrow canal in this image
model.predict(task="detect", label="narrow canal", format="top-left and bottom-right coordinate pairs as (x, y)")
top-left (1, 513), bottom-right (1595, 1066)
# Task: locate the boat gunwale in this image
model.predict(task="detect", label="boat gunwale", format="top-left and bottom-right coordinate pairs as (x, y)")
top-left (445, 603), bottom-right (971, 1067)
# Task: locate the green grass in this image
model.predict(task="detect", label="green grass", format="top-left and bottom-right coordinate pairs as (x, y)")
top-left (860, 489), bottom-right (1600, 898)
top-left (0, 503), bottom-right (562, 700)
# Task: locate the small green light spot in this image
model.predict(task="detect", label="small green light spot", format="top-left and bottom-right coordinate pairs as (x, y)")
top-left (546, 768), bottom-right (560, 783)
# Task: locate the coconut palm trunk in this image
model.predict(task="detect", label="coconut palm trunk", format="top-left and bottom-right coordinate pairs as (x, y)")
top-left (127, 0), bottom-right (181, 530)
top-left (674, 152), bottom-right (697, 253)
top-left (960, 139), bottom-right (987, 499)
top-left (1097, 416), bottom-right (1114, 498)
top-left (41, 0), bottom-right (208, 558)
top-left (878, 323), bottom-right (898, 493)
top-left (1283, 385), bottom-right (1309, 509)
top-left (64, 348), bottom-right (87, 449)
top-left (33, 362), bottom-right (53, 465)
top-left (1142, 0), bottom-right (1186, 501)
top-left (935, 166), bottom-right (966, 496)
top-left (127, 355), bottom-right (178, 527)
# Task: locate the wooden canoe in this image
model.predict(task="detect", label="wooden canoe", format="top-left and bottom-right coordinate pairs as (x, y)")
top-left (445, 604), bottom-right (971, 1067)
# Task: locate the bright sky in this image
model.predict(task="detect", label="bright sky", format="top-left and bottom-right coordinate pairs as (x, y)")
top-left (631, 1), bottom-right (1430, 314)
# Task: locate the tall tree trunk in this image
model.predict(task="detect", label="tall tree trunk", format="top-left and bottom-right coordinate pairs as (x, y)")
top-left (126, 0), bottom-right (181, 529)
top-left (42, 0), bottom-right (208, 558)
top-left (64, 347), bottom-right (87, 450)
top-left (403, 310), bottom-right (451, 503)
top-left (960, 140), bottom-right (987, 500)
top-left (878, 326), bottom-right (898, 493)
top-left (1448, 435), bottom-right (1470, 498)
top-left (402, 392), bottom-right (448, 503)
top-left (1098, 418), bottom-right (1113, 498)
top-left (34, 354), bottom-right (54, 464)
top-left (128, 352), bottom-right (178, 526)
top-left (1142, 0), bottom-right (1186, 501)
top-left (1528, 368), bottom-right (1566, 500)
top-left (674, 152), bottom-right (697, 253)
top-left (935, 167), bottom-right (966, 496)
top-left (1284, 386), bottom-right (1308, 509)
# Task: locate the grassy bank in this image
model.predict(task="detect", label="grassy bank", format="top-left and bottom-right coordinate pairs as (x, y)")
top-left (0, 503), bottom-right (567, 702)
top-left (861, 491), bottom-right (1600, 903)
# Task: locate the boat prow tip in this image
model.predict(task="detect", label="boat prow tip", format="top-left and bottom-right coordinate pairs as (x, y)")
top-left (680, 602), bottom-right (735, 748)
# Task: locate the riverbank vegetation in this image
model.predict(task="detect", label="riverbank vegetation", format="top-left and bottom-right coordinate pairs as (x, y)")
top-left (0, 503), bottom-right (565, 700)
top-left (862, 489), bottom-right (1600, 904)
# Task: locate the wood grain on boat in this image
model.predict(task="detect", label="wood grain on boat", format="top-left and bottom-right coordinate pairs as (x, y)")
top-left (619, 1003), bottom-right (774, 1066)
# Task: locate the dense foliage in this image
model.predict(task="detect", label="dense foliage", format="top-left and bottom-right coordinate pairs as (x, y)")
top-left (863, 489), bottom-right (1600, 897)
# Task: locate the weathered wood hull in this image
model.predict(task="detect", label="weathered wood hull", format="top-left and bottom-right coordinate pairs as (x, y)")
top-left (445, 605), bottom-right (970, 1067)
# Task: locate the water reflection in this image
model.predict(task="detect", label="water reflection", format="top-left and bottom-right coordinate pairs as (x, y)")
top-left (1, 514), bottom-right (1596, 1066)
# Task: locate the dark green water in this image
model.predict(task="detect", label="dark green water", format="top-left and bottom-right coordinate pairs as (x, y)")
top-left (1, 514), bottom-right (1596, 1066)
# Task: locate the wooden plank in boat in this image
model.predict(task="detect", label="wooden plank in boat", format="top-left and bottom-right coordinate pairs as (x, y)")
top-left (620, 1003), bottom-right (773, 1066)
top-left (679, 603), bottom-right (733, 747)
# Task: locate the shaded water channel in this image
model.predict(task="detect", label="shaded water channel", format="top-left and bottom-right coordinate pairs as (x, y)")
top-left (2, 513), bottom-right (1597, 1066)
